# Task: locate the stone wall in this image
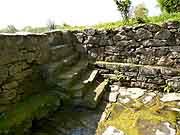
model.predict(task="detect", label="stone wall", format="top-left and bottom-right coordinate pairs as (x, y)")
top-left (74, 21), bottom-right (180, 68)
top-left (0, 31), bottom-right (76, 111)
top-left (73, 21), bottom-right (180, 92)
top-left (1, 21), bottom-right (180, 110)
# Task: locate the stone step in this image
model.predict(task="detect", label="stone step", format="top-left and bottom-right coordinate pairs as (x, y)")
top-left (69, 69), bottom-right (98, 97)
top-left (95, 61), bottom-right (180, 91)
top-left (42, 53), bottom-right (80, 83)
top-left (50, 44), bottom-right (76, 62)
top-left (0, 93), bottom-right (61, 135)
top-left (83, 79), bottom-right (109, 109)
top-left (57, 59), bottom-right (89, 81)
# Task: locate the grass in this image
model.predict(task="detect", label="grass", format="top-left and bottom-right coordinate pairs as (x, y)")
top-left (0, 12), bottom-right (180, 33)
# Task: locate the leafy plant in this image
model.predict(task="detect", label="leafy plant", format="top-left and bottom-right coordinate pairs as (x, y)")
top-left (164, 83), bottom-right (173, 93)
top-left (114, 0), bottom-right (132, 21)
top-left (6, 25), bottom-right (18, 33)
top-left (47, 19), bottom-right (56, 31)
top-left (157, 0), bottom-right (180, 13)
top-left (134, 3), bottom-right (148, 18)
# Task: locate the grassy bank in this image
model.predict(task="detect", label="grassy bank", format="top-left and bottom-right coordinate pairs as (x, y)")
top-left (1, 12), bottom-right (180, 33)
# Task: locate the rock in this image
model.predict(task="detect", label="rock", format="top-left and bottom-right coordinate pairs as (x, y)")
top-left (139, 67), bottom-right (160, 76)
top-left (84, 36), bottom-right (99, 44)
top-left (144, 24), bottom-right (161, 32)
top-left (108, 92), bottom-right (119, 102)
top-left (102, 126), bottom-right (124, 135)
top-left (167, 77), bottom-right (180, 91)
top-left (85, 79), bottom-right (109, 108)
top-left (113, 32), bottom-right (131, 41)
top-left (142, 92), bottom-right (156, 104)
top-left (142, 39), bottom-right (167, 47)
top-left (157, 56), bottom-right (170, 66)
top-left (84, 29), bottom-right (96, 36)
top-left (100, 112), bottom-right (107, 122)
top-left (84, 70), bottom-right (99, 83)
top-left (75, 33), bottom-right (84, 43)
top-left (0, 66), bottom-right (8, 84)
top-left (162, 21), bottom-right (180, 29)
top-left (119, 87), bottom-right (146, 99)
top-left (154, 29), bottom-right (171, 40)
top-left (118, 96), bottom-right (131, 104)
top-left (2, 81), bottom-right (18, 90)
top-left (116, 40), bottom-right (138, 47)
top-left (110, 84), bottom-right (119, 92)
top-left (160, 93), bottom-right (180, 102)
top-left (135, 28), bottom-right (153, 41)
top-left (155, 122), bottom-right (176, 135)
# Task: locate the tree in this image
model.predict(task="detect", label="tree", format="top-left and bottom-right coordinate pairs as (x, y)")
top-left (47, 19), bottom-right (56, 31)
top-left (157, 0), bottom-right (180, 13)
top-left (6, 25), bottom-right (18, 33)
top-left (134, 3), bottom-right (148, 18)
top-left (114, 0), bottom-right (132, 21)
top-left (22, 26), bottom-right (33, 32)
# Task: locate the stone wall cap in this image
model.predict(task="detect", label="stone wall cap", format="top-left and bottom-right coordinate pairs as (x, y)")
top-left (0, 32), bottom-right (46, 36)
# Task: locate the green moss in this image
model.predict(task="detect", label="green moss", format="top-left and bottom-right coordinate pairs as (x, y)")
top-left (96, 98), bottom-right (178, 135)
top-left (0, 93), bottom-right (60, 134)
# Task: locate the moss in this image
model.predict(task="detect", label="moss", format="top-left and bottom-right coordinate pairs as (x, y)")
top-left (0, 93), bottom-right (60, 135)
top-left (96, 98), bottom-right (178, 135)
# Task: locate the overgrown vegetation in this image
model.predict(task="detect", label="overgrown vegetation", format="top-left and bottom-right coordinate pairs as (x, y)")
top-left (157, 0), bottom-right (180, 13)
top-left (0, 12), bottom-right (177, 33)
top-left (134, 3), bottom-right (149, 24)
top-left (114, 0), bottom-right (132, 21)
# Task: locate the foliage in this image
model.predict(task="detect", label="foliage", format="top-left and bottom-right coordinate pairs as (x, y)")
top-left (47, 19), bottom-right (56, 31)
top-left (1, 12), bottom-right (180, 33)
top-left (114, 0), bottom-right (132, 21)
top-left (134, 3), bottom-right (149, 24)
top-left (4, 25), bottom-right (18, 33)
top-left (164, 83), bottom-right (173, 93)
top-left (134, 3), bottom-right (148, 18)
top-left (157, 0), bottom-right (180, 13)
top-left (135, 17), bottom-right (147, 24)
top-left (22, 26), bottom-right (34, 32)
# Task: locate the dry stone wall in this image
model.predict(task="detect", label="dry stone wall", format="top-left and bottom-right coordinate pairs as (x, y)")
top-left (73, 21), bottom-right (180, 92)
top-left (74, 21), bottom-right (180, 68)
top-left (1, 21), bottom-right (180, 111)
top-left (0, 31), bottom-right (76, 111)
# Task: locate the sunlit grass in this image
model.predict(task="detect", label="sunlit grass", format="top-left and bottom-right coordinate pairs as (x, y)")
top-left (0, 12), bottom-right (180, 33)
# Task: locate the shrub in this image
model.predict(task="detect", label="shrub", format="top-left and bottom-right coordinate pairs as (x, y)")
top-left (157, 0), bottom-right (180, 13)
top-left (114, 0), bottom-right (132, 21)
top-left (6, 25), bottom-right (18, 33)
top-left (47, 19), bottom-right (56, 31)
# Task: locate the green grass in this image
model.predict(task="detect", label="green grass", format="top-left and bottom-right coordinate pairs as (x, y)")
top-left (0, 12), bottom-right (180, 33)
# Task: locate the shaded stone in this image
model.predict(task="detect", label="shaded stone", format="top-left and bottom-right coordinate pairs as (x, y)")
top-left (84, 29), bottom-right (96, 36)
top-left (162, 21), bottom-right (180, 29)
top-left (142, 39), bottom-right (167, 47)
top-left (135, 28), bottom-right (153, 41)
top-left (155, 29), bottom-right (171, 40)
top-left (0, 66), bottom-right (8, 84)
top-left (144, 24), bottom-right (161, 32)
